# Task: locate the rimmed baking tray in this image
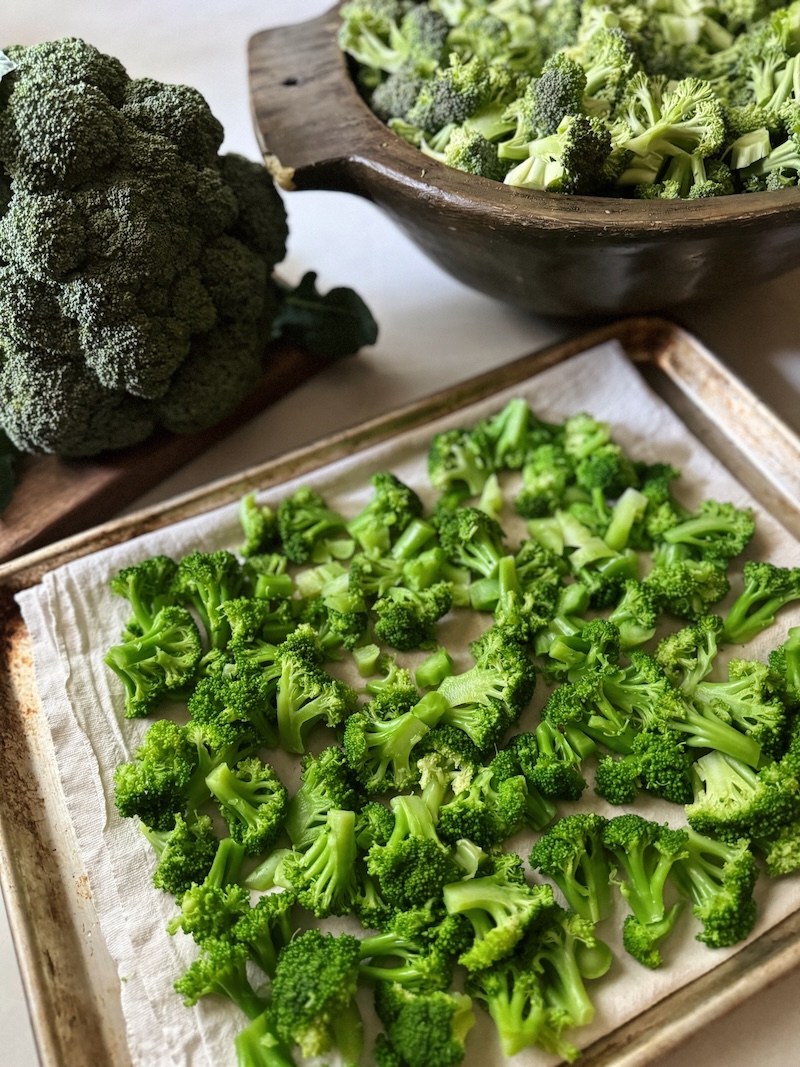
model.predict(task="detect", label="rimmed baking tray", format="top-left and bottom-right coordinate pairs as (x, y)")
top-left (1, 315), bottom-right (799, 1067)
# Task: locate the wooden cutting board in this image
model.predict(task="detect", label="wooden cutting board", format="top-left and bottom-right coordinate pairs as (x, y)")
top-left (0, 339), bottom-right (332, 564)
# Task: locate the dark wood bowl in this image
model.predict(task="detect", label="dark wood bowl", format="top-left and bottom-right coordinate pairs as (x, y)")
top-left (249, 5), bottom-right (800, 318)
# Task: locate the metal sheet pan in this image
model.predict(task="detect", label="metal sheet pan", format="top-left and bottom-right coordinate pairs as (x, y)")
top-left (1, 315), bottom-right (799, 1067)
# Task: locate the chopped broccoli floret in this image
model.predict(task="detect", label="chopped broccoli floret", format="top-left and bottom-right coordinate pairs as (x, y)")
top-left (205, 757), bottom-right (288, 856)
top-left (529, 814), bottom-right (614, 923)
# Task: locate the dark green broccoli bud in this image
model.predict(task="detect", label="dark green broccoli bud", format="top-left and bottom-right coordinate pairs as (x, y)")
top-left (0, 39), bottom-right (293, 457)
top-left (669, 828), bottom-right (758, 948)
top-left (371, 63), bottom-right (427, 122)
top-left (284, 745), bottom-right (362, 850)
top-left (282, 807), bottom-right (360, 917)
top-left (530, 814), bottom-right (614, 923)
top-left (408, 53), bottom-right (494, 134)
top-left (368, 793), bottom-right (461, 910)
top-left (443, 852), bottom-right (555, 972)
top-left (174, 938), bottom-right (268, 1019)
top-left (139, 811), bottom-right (219, 896)
top-left (441, 126), bottom-right (509, 181)
top-left (436, 763), bottom-right (527, 849)
top-left (530, 52), bottom-right (588, 137)
top-left (374, 981), bottom-right (476, 1067)
top-left (373, 582), bottom-right (453, 651)
top-left (108, 554), bottom-right (178, 632)
top-left (205, 757), bottom-right (288, 856)
top-left (504, 113), bottom-right (613, 194)
top-left (542, 669), bottom-right (637, 756)
top-left (269, 927), bottom-right (363, 1063)
top-left (276, 485), bottom-right (352, 566)
top-left (427, 424), bottom-right (495, 498)
top-left (605, 725), bottom-right (695, 805)
top-left (104, 604), bottom-right (203, 718)
top-left (113, 718), bottom-right (198, 830)
top-left (721, 561), bottom-right (800, 645)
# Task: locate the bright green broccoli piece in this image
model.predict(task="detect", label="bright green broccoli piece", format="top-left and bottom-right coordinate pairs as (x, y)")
top-left (645, 557), bottom-right (731, 621)
top-left (174, 937), bottom-right (268, 1020)
top-left (669, 828), bottom-right (758, 948)
top-left (693, 657), bottom-right (789, 759)
top-left (139, 811), bottom-right (219, 896)
top-left (602, 813), bottom-right (688, 927)
top-left (238, 493), bottom-right (279, 558)
top-left (436, 763), bottom-right (527, 849)
top-left (374, 981), bottom-right (476, 1067)
top-left (104, 604), bottom-right (203, 717)
top-left (654, 614), bottom-right (723, 693)
top-left (368, 793), bottom-right (461, 910)
top-left (108, 554), bottom-right (178, 631)
top-left (347, 471), bottom-right (425, 554)
top-left (529, 814), bottom-right (614, 924)
top-left (113, 718), bottom-right (198, 830)
top-left (373, 582), bottom-right (453, 651)
top-left (655, 499), bottom-right (755, 562)
top-left (282, 807), bottom-right (360, 918)
top-left (504, 113), bottom-right (612, 194)
top-left (343, 701), bottom-right (433, 795)
top-left (721, 560), bottom-right (800, 645)
top-left (276, 485), bottom-right (353, 566)
top-left (427, 425), bottom-right (494, 498)
top-left (769, 626), bottom-right (800, 709)
top-left (442, 852), bottom-right (555, 972)
top-left (234, 1009), bottom-right (298, 1067)
top-left (170, 549), bottom-right (245, 650)
top-left (269, 928), bottom-right (363, 1063)
top-left (205, 757), bottom-right (288, 857)
top-left (284, 745), bottom-right (362, 850)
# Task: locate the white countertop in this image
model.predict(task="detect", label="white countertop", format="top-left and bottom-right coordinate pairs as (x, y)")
top-left (2, 2), bottom-right (800, 1065)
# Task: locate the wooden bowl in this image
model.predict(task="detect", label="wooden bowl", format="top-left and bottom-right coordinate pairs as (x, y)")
top-left (249, 5), bottom-right (800, 319)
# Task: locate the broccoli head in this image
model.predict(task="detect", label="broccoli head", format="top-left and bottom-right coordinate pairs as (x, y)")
top-left (0, 38), bottom-right (292, 456)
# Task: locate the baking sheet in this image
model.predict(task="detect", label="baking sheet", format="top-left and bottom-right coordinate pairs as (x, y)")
top-left (3, 318), bottom-right (800, 1067)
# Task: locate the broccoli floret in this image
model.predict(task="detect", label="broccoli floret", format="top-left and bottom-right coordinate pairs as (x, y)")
top-left (439, 627), bottom-right (537, 723)
top-left (347, 471), bottom-right (424, 554)
top-left (282, 807), bottom-right (360, 917)
top-left (492, 734), bottom-right (558, 831)
top-left (284, 745), bottom-right (362, 850)
top-left (530, 719), bottom-right (591, 801)
top-left (645, 557), bottom-right (731, 620)
top-left (769, 626), bottom-right (800, 708)
top-left (608, 578), bottom-right (660, 649)
top-left (358, 910), bottom-right (456, 992)
top-left (654, 614), bottom-right (723, 693)
top-left (274, 625), bottom-right (359, 753)
top-left (437, 505), bottom-right (507, 580)
top-left (139, 811), bottom-right (219, 896)
top-left (167, 873), bottom-right (251, 947)
top-left (596, 725), bottom-right (695, 805)
top-left (276, 485), bottom-right (353, 566)
top-left (415, 723), bottom-right (482, 813)
top-left (465, 953), bottom-right (580, 1062)
top-left (529, 814), bottom-right (614, 923)
top-left (205, 757), bottom-right (288, 856)
top-left (408, 53), bottom-right (494, 134)
top-left (188, 668), bottom-right (279, 749)
top-left (104, 604), bottom-right (202, 717)
top-left (171, 549), bottom-right (244, 650)
top-left (238, 492), bottom-right (279, 559)
top-left (514, 443), bottom-right (576, 519)
top-left (230, 889), bottom-right (297, 978)
top-left (269, 928), bottom-right (363, 1063)
top-left (436, 763), bottom-right (528, 848)
top-left (174, 937), bottom-right (268, 1020)
top-left (669, 828), bottom-right (758, 948)
top-left (343, 703), bottom-right (432, 795)
top-left (618, 72), bottom-right (726, 161)
top-left (373, 582), bottom-right (454, 651)
top-left (693, 657), bottom-right (789, 759)
top-left (440, 125), bottom-right (510, 181)
top-left (371, 63), bottom-right (428, 122)
top-left (427, 425), bottom-right (494, 497)
top-left (685, 749), bottom-right (800, 841)
top-left (721, 560), bottom-right (800, 645)
top-left (504, 113), bottom-right (613, 193)
top-left (0, 39), bottom-right (291, 456)
top-left (655, 499), bottom-right (756, 563)
top-left (375, 981), bottom-right (476, 1067)
top-left (442, 852), bottom-right (555, 972)
top-left (368, 793), bottom-right (461, 909)
top-left (113, 718), bottom-right (197, 830)
top-left (108, 554), bottom-right (178, 631)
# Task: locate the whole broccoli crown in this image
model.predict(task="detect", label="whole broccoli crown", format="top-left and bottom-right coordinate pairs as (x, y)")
top-left (0, 39), bottom-right (288, 456)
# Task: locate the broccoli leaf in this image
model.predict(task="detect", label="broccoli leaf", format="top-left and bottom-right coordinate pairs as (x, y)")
top-left (272, 271), bottom-right (379, 360)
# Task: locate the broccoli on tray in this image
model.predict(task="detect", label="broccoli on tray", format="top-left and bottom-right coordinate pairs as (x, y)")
top-left (102, 392), bottom-right (800, 1067)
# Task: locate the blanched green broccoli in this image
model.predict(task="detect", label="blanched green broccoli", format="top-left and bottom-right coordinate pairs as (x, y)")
top-left (654, 614), bottom-right (723, 693)
top-left (109, 554), bottom-right (178, 632)
top-left (205, 757), bottom-right (288, 856)
top-left (427, 425), bottom-right (494, 498)
top-left (174, 938), bottom-right (268, 1020)
top-left (171, 550), bottom-right (245, 651)
top-left (529, 814), bottom-right (614, 923)
top-left (373, 582), bottom-right (454, 651)
top-left (140, 811), bottom-right (219, 896)
top-left (238, 493), bottom-right (279, 559)
top-left (276, 486), bottom-right (353, 566)
top-left (269, 928), bottom-right (364, 1063)
top-left (443, 852), bottom-right (555, 971)
top-left (0, 39), bottom-right (294, 457)
top-left (347, 471), bottom-right (425, 554)
top-left (504, 113), bottom-right (613, 193)
top-left (282, 807), bottom-right (360, 917)
top-left (113, 718), bottom-right (198, 830)
top-left (721, 560), bottom-right (800, 645)
top-left (233, 1009), bottom-right (298, 1067)
top-left (104, 604), bottom-right (203, 718)
top-left (375, 981), bottom-right (476, 1067)
top-left (284, 745), bottom-right (362, 850)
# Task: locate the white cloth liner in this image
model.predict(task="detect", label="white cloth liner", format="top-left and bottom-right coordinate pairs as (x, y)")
top-left (16, 340), bottom-right (800, 1067)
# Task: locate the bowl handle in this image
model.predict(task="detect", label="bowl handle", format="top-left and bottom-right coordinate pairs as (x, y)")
top-left (249, 6), bottom-right (379, 193)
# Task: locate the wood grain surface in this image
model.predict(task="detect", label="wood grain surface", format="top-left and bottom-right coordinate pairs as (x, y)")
top-left (0, 339), bottom-right (331, 565)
